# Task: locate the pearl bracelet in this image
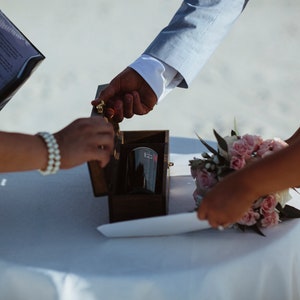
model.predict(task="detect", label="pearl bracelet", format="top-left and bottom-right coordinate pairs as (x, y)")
top-left (37, 132), bottom-right (61, 175)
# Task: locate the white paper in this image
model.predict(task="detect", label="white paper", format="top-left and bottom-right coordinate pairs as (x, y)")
top-left (97, 212), bottom-right (211, 238)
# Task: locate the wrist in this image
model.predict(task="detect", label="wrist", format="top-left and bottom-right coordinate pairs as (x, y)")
top-left (130, 54), bottom-right (181, 102)
top-left (37, 132), bottom-right (61, 175)
top-left (224, 168), bottom-right (262, 203)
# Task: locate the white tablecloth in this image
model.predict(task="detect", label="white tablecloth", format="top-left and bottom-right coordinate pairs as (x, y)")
top-left (0, 137), bottom-right (300, 300)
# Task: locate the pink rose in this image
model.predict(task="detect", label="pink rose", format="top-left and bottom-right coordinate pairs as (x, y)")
top-left (238, 209), bottom-right (260, 226)
top-left (230, 139), bottom-right (249, 159)
top-left (260, 211), bottom-right (280, 227)
top-left (195, 169), bottom-right (217, 191)
top-left (260, 194), bottom-right (277, 215)
top-left (272, 138), bottom-right (288, 152)
top-left (230, 155), bottom-right (246, 170)
top-left (257, 139), bottom-right (273, 157)
top-left (241, 134), bottom-right (263, 156)
top-left (257, 138), bottom-right (288, 158)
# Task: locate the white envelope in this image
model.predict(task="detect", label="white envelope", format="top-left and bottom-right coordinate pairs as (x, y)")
top-left (97, 212), bottom-right (211, 238)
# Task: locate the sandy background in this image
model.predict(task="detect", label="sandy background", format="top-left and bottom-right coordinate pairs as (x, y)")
top-left (1, 0), bottom-right (299, 142)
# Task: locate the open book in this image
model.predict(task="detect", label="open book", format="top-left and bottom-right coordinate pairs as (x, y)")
top-left (0, 11), bottom-right (45, 110)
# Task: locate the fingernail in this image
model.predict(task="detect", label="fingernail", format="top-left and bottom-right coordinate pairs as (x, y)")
top-left (106, 108), bottom-right (115, 118)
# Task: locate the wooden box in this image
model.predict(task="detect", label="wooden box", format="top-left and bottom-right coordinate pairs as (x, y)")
top-left (88, 86), bottom-right (170, 223)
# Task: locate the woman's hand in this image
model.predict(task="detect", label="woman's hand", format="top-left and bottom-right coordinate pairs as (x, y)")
top-left (197, 171), bottom-right (257, 228)
top-left (54, 116), bottom-right (115, 169)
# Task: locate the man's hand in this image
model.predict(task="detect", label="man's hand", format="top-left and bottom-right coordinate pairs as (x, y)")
top-left (91, 67), bottom-right (158, 122)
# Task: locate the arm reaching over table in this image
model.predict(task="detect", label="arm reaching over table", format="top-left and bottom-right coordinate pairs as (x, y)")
top-left (0, 117), bottom-right (115, 174)
top-left (197, 128), bottom-right (300, 228)
top-left (93, 0), bottom-right (250, 122)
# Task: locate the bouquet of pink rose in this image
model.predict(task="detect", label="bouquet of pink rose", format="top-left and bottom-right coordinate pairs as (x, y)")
top-left (190, 129), bottom-right (300, 235)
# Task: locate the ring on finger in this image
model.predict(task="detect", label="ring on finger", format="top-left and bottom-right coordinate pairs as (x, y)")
top-left (217, 225), bottom-right (224, 231)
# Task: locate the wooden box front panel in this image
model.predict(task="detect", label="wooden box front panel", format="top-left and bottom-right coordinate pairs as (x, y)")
top-left (88, 130), bottom-right (170, 222)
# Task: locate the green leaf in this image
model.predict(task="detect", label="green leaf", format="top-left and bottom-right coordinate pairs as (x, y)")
top-left (277, 203), bottom-right (300, 219)
top-left (250, 224), bottom-right (266, 237)
top-left (236, 223), bottom-right (265, 236)
top-left (194, 132), bottom-right (218, 156)
top-left (213, 129), bottom-right (228, 153)
top-left (233, 118), bottom-right (239, 136)
top-left (237, 224), bottom-right (246, 232)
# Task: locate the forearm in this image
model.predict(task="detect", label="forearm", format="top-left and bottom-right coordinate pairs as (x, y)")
top-left (286, 127), bottom-right (300, 145)
top-left (235, 139), bottom-right (300, 198)
top-left (129, 55), bottom-right (183, 102)
top-left (0, 132), bottom-right (47, 172)
top-left (144, 0), bottom-right (249, 88)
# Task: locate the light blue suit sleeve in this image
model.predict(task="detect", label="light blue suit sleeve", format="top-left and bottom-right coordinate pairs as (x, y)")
top-left (144, 0), bottom-right (249, 88)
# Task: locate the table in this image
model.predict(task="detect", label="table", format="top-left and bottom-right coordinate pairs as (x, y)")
top-left (1, 137), bottom-right (300, 300)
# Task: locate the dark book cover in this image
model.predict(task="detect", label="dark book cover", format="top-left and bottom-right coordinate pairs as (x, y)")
top-left (0, 11), bottom-right (45, 110)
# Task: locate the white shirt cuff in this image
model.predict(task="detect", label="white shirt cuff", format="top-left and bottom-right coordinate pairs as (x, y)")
top-left (129, 54), bottom-right (183, 102)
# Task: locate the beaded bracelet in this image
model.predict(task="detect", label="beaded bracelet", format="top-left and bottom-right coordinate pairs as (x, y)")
top-left (37, 132), bottom-right (61, 175)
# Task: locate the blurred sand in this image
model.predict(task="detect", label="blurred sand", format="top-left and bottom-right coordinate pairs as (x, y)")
top-left (1, 0), bottom-right (299, 141)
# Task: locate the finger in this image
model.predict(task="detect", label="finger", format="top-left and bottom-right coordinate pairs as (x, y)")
top-left (99, 84), bottom-right (118, 103)
top-left (89, 137), bottom-right (114, 165)
top-left (207, 216), bottom-right (231, 230)
top-left (102, 98), bottom-right (117, 121)
top-left (197, 203), bottom-right (207, 220)
top-left (197, 204), bottom-right (226, 229)
top-left (212, 222), bottom-right (230, 230)
top-left (109, 98), bottom-right (124, 123)
top-left (105, 108), bottom-right (116, 119)
top-left (91, 116), bottom-right (114, 135)
top-left (123, 93), bottom-right (134, 118)
top-left (132, 91), bottom-right (149, 115)
top-left (197, 208), bottom-right (206, 221)
top-left (91, 81), bottom-right (119, 108)
top-left (202, 214), bottom-right (222, 229)
top-left (138, 81), bottom-right (158, 110)
top-left (97, 135), bottom-right (115, 153)
top-left (95, 150), bottom-right (111, 168)
top-left (209, 221), bottom-right (219, 229)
